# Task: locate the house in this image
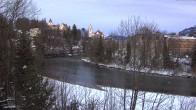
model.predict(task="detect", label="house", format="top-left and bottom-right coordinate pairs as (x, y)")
top-left (30, 28), bottom-right (41, 37)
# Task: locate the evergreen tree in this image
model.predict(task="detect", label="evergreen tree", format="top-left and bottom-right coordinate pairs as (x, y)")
top-left (104, 39), bottom-right (116, 63)
top-left (15, 18), bottom-right (30, 31)
top-left (66, 27), bottom-right (73, 54)
top-left (72, 24), bottom-right (78, 44)
top-left (163, 38), bottom-right (173, 69)
top-left (14, 32), bottom-right (55, 109)
top-left (0, 15), bottom-right (9, 95)
top-left (0, 15), bottom-right (15, 98)
top-left (105, 45), bottom-right (113, 63)
top-left (81, 28), bottom-right (88, 53)
top-left (126, 39), bottom-right (131, 64)
top-left (96, 36), bottom-right (105, 63)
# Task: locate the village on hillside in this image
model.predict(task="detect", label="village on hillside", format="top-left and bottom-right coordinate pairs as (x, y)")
top-left (28, 19), bottom-right (196, 77)
top-left (37, 19), bottom-right (196, 57)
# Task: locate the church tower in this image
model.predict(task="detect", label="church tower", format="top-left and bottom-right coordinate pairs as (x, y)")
top-left (88, 24), bottom-right (93, 37)
top-left (48, 18), bottom-right (53, 26)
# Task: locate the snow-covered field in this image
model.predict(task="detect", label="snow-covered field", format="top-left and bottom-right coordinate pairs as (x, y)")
top-left (48, 77), bottom-right (196, 110)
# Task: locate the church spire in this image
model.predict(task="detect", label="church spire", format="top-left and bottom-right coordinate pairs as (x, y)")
top-left (88, 24), bottom-right (93, 37)
top-left (48, 18), bottom-right (53, 26)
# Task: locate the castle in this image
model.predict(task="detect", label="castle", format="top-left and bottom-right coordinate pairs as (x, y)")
top-left (48, 19), bottom-right (67, 31)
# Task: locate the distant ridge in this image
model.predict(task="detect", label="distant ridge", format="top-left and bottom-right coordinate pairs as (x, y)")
top-left (107, 35), bottom-right (128, 40)
top-left (179, 25), bottom-right (196, 36)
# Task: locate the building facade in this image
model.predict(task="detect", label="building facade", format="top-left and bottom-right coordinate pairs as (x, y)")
top-left (165, 35), bottom-right (196, 56)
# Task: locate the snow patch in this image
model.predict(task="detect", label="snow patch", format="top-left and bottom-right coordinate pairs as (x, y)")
top-left (23, 65), bottom-right (27, 69)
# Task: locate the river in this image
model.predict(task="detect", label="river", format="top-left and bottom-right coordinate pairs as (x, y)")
top-left (42, 56), bottom-right (196, 97)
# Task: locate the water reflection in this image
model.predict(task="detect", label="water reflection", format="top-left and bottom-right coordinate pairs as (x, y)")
top-left (42, 56), bottom-right (196, 97)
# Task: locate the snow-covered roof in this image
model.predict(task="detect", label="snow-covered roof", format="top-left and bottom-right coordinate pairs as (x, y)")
top-left (94, 30), bottom-right (103, 35)
top-left (164, 35), bottom-right (196, 40)
top-left (49, 18), bottom-right (52, 22)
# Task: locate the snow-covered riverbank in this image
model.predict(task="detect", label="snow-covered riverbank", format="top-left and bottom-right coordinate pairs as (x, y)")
top-left (43, 56), bottom-right (196, 109)
top-left (82, 57), bottom-right (196, 79)
top-left (47, 77), bottom-right (196, 110)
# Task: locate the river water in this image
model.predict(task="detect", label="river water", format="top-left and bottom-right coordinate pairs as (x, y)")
top-left (42, 56), bottom-right (196, 97)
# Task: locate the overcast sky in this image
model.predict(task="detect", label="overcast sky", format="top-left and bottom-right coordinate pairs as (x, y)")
top-left (34, 0), bottom-right (196, 36)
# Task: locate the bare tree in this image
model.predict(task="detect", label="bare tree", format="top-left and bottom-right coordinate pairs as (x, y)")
top-left (118, 16), bottom-right (142, 37)
top-left (117, 16), bottom-right (162, 110)
top-left (2, 0), bottom-right (40, 22)
top-left (0, 0), bottom-right (8, 14)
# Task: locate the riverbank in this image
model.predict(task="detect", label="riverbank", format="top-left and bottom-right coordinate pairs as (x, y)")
top-left (81, 57), bottom-right (196, 79)
top-left (47, 77), bottom-right (196, 110)
top-left (44, 53), bottom-right (81, 58)
top-left (43, 56), bottom-right (196, 97)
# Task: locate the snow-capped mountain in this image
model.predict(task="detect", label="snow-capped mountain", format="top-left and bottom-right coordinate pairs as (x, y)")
top-left (179, 25), bottom-right (196, 36)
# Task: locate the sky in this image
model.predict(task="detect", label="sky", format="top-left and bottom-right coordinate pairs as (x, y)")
top-left (34, 0), bottom-right (196, 36)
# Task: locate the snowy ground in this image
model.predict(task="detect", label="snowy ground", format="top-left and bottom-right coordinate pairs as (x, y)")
top-left (81, 57), bottom-right (196, 78)
top-left (47, 77), bottom-right (196, 110)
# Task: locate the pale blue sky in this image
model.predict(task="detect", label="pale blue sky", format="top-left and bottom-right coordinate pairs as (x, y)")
top-left (34, 0), bottom-right (196, 35)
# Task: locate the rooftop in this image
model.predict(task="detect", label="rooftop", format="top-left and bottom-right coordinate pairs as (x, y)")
top-left (164, 35), bottom-right (196, 40)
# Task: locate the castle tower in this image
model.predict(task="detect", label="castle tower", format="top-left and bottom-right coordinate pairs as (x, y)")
top-left (48, 18), bottom-right (53, 26)
top-left (88, 24), bottom-right (93, 37)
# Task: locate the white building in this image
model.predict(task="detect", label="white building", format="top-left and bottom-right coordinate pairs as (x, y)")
top-left (88, 24), bottom-right (105, 38)
top-left (48, 19), bottom-right (53, 26)
top-left (88, 24), bottom-right (94, 37)
top-left (30, 28), bottom-right (41, 37)
top-left (59, 23), bottom-right (67, 30)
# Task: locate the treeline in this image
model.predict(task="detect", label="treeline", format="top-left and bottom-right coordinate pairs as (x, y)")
top-left (84, 36), bottom-right (118, 63)
top-left (43, 24), bottom-right (88, 56)
top-left (84, 16), bottom-right (195, 74)
top-left (84, 17), bottom-right (170, 69)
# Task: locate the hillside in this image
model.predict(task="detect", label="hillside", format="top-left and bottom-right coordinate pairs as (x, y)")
top-left (179, 26), bottom-right (196, 36)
